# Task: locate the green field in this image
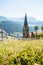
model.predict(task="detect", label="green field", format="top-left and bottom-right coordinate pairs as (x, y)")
top-left (0, 38), bottom-right (43, 65)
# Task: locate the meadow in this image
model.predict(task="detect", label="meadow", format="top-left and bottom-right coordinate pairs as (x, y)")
top-left (0, 37), bottom-right (43, 65)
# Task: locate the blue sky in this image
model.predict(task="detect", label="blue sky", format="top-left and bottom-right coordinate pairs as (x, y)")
top-left (0, 0), bottom-right (43, 21)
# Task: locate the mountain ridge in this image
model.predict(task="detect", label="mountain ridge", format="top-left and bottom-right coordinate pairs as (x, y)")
top-left (0, 16), bottom-right (43, 35)
top-left (0, 16), bottom-right (43, 22)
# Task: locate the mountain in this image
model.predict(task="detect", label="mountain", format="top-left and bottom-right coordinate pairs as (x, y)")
top-left (0, 16), bottom-right (43, 35)
top-left (8, 17), bottom-right (37, 23)
top-left (0, 16), bottom-right (7, 22)
top-left (0, 21), bottom-right (23, 34)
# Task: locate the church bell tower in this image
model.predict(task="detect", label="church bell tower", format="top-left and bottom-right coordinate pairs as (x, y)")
top-left (23, 14), bottom-right (29, 38)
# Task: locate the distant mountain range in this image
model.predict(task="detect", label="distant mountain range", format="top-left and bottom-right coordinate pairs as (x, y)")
top-left (0, 16), bottom-right (43, 34)
top-left (0, 16), bottom-right (7, 22)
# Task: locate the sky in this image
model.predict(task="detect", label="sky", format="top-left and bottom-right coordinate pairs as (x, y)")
top-left (0, 0), bottom-right (43, 21)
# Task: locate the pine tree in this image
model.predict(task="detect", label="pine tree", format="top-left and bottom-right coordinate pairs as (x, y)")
top-left (23, 14), bottom-right (29, 38)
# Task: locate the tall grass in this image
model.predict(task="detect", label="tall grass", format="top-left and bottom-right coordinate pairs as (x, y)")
top-left (0, 38), bottom-right (43, 65)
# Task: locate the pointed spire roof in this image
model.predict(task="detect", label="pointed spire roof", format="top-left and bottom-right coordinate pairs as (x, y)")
top-left (23, 13), bottom-right (29, 38)
top-left (24, 13), bottom-right (28, 26)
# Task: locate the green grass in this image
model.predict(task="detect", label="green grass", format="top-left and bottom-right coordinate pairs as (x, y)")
top-left (0, 38), bottom-right (43, 65)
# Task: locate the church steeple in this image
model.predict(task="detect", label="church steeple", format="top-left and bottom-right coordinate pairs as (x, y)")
top-left (23, 14), bottom-right (29, 38)
top-left (24, 13), bottom-right (28, 26)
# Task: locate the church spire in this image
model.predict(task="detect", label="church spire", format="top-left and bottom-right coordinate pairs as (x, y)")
top-left (23, 13), bottom-right (29, 38)
top-left (24, 13), bottom-right (28, 26)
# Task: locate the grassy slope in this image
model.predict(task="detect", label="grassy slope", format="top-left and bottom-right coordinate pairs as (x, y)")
top-left (0, 38), bottom-right (43, 65)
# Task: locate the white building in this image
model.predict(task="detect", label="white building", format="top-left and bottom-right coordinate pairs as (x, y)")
top-left (0, 29), bottom-right (7, 40)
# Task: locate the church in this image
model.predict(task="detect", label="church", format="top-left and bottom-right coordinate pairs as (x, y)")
top-left (23, 14), bottom-right (29, 38)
